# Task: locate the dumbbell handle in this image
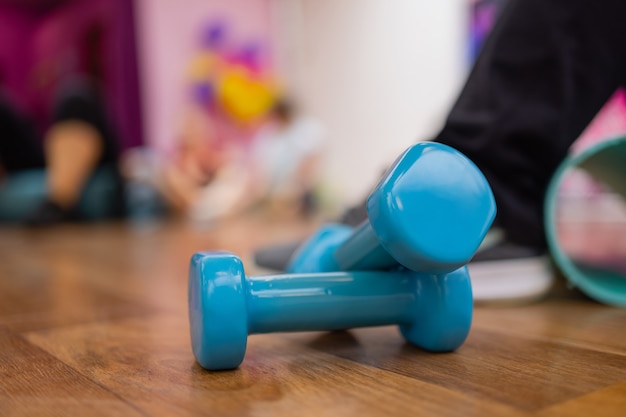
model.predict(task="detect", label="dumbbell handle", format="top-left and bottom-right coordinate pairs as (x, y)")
top-left (332, 221), bottom-right (397, 271)
top-left (245, 271), bottom-right (415, 334)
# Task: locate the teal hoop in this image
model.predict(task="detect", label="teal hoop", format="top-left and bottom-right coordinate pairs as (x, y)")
top-left (545, 136), bottom-right (626, 306)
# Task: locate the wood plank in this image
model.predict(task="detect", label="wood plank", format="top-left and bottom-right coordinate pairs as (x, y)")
top-left (0, 237), bottom-right (157, 332)
top-left (3, 219), bottom-right (626, 416)
top-left (537, 382), bottom-right (626, 417)
top-left (283, 325), bottom-right (626, 412)
top-left (0, 326), bottom-right (144, 417)
top-left (0, 217), bottom-right (318, 332)
top-left (25, 315), bottom-right (528, 417)
top-left (473, 300), bottom-right (626, 356)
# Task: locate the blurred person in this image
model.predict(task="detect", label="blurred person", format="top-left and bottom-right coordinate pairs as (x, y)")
top-left (122, 103), bottom-right (251, 225)
top-left (0, 0), bottom-right (140, 224)
top-left (256, 0), bottom-right (626, 304)
top-left (185, 97), bottom-right (325, 224)
top-left (248, 98), bottom-right (325, 217)
top-left (151, 105), bottom-right (233, 216)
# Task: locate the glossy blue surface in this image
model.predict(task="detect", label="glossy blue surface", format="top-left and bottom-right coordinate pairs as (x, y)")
top-left (189, 251), bottom-right (473, 370)
top-left (189, 252), bottom-right (248, 370)
top-left (400, 266), bottom-right (473, 351)
top-left (288, 143), bottom-right (496, 275)
top-left (365, 142), bottom-right (496, 273)
top-left (286, 223), bottom-right (353, 273)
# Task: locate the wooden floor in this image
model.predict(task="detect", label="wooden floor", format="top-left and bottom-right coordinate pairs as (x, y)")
top-left (1, 214), bottom-right (625, 417)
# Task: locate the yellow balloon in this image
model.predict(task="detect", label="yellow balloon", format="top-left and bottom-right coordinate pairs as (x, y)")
top-left (218, 67), bottom-right (275, 123)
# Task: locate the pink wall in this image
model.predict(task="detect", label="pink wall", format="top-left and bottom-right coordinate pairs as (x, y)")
top-left (134, 0), bottom-right (272, 152)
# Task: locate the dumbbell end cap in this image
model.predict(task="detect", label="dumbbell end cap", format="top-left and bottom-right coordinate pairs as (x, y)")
top-left (368, 142), bottom-right (496, 273)
top-left (400, 266), bottom-right (473, 351)
top-left (189, 251), bottom-right (248, 370)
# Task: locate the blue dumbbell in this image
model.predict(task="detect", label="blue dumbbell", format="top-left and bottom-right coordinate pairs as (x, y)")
top-left (287, 142), bottom-right (496, 274)
top-left (189, 251), bottom-right (473, 370)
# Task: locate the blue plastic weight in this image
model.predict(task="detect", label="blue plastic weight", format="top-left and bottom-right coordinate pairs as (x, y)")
top-left (287, 223), bottom-right (353, 273)
top-left (189, 251), bottom-right (473, 371)
top-left (288, 142), bottom-right (497, 274)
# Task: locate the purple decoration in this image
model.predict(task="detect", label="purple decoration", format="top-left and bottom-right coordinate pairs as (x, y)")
top-left (200, 20), bottom-right (227, 50)
top-left (192, 82), bottom-right (215, 108)
top-left (235, 41), bottom-right (264, 72)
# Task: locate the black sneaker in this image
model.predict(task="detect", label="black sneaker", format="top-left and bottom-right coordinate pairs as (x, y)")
top-left (468, 228), bottom-right (554, 304)
top-left (254, 240), bottom-right (303, 272)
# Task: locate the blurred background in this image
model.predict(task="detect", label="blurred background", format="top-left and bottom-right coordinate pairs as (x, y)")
top-left (136, 0), bottom-right (468, 213)
top-left (0, 0), bottom-right (469, 227)
top-left (1, 0), bottom-right (625, 236)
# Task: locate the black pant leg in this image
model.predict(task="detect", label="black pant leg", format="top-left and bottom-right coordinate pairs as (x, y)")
top-left (435, 0), bottom-right (626, 247)
top-left (0, 96), bottom-right (45, 173)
